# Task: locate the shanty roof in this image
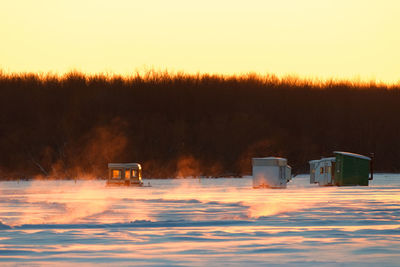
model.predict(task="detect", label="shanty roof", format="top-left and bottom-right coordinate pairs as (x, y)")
top-left (252, 157), bottom-right (287, 161)
top-left (252, 157), bottom-right (287, 167)
top-left (108, 163), bottom-right (141, 169)
top-left (334, 151), bottom-right (371, 161)
top-left (309, 157), bottom-right (335, 164)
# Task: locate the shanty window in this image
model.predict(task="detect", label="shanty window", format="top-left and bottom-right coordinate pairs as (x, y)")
top-left (125, 170), bottom-right (130, 179)
top-left (320, 167), bottom-right (324, 174)
top-left (112, 169), bottom-right (121, 179)
top-left (131, 169), bottom-right (136, 177)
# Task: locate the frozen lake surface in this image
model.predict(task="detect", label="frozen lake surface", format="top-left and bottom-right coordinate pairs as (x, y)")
top-left (1, 174), bottom-right (400, 266)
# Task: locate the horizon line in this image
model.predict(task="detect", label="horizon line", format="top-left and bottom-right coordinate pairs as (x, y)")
top-left (1, 68), bottom-right (399, 88)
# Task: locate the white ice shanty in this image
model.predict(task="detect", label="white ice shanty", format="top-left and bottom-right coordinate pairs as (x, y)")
top-left (107, 163), bottom-right (143, 186)
top-left (309, 157), bottom-right (336, 186)
top-left (252, 157), bottom-right (292, 188)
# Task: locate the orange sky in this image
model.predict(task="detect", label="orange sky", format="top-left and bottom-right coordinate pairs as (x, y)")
top-left (1, 0), bottom-right (399, 83)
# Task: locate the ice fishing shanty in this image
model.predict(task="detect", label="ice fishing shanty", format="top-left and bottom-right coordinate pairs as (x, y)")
top-left (252, 157), bottom-right (292, 188)
top-left (309, 151), bottom-right (372, 186)
top-left (107, 163), bottom-right (143, 186)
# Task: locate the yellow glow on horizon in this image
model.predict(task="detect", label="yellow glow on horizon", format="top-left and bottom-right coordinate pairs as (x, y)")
top-left (1, 0), bottom-right (399, 83)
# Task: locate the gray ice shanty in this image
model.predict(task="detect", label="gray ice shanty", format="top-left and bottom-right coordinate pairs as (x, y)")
top-left (252, 157), bottom-right (292, 188)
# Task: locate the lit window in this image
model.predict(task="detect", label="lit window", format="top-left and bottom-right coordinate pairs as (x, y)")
top-left (125, 170), bottom-right (130, 179)
top-left (112, 169), bottom-right (121, 179)
top-left (131, 169), bottom-right (136, 177)
top-left (320, 167), bottom-right (323, 174)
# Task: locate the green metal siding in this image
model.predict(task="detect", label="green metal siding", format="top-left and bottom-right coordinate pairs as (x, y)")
top-left (334, 153), bottom-right (370, 186)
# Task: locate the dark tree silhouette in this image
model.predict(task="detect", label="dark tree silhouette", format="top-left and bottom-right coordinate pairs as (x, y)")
top-left (0, 72), bottom-right (399, 179)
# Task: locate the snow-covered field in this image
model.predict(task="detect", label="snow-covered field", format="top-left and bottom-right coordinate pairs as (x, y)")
top-left (1, 174), bottom-right (400, 266)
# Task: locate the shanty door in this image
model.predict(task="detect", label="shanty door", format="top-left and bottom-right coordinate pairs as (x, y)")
top-left (324, 163), bottom-right (332, 185)
top-left (279, 166), bottom-right (286, 183)
top-left (279, 166), bottom-right (286, 184)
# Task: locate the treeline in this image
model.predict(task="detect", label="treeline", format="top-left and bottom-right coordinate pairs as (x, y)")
top-left (0, 71), bottom-right (399, 179)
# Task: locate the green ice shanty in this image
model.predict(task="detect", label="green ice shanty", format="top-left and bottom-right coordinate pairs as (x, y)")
top-left (309, 151), bottom-right (372, 186)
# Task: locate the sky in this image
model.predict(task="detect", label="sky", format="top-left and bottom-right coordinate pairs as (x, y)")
top-left (1, 0), bottom-right (399, 83)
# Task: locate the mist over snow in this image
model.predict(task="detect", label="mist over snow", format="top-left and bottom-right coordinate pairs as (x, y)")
top-left (1, 174), bottom-right (400, 266)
